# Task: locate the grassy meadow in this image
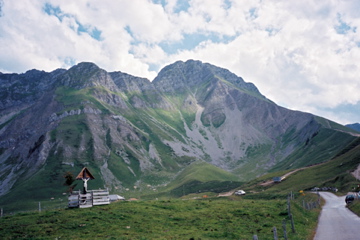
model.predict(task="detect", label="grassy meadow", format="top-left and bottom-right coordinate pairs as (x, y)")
top-left (0, 194), bottom-right (320, 240)
top-left (2, 138), bottom-right (359, 239)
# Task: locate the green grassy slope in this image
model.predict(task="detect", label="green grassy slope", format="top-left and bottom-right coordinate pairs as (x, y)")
top-left (243, 137), bottom-right (360, 196)
top-left (271, 128), bottom-right (356, 171)
top-left (171, 162), bottom-right (240, 185)
top-left (0, 149), bottom-right (104, 213)
top-left (141, 162), bottom-right (242, 199)
top-left (0, 197), bottom-right (319, 240)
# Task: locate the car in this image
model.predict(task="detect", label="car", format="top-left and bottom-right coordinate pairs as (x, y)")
top-left (234, 190), bottom-right (246, 196)
top-left (345, 194), bottom-right (355, 204)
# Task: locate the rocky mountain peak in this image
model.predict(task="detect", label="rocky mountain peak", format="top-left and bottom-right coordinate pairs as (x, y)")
top-left (153, 59), bottom-right (264, 99)
top-left (23, 69), bottom-right (48, 79)
top-left (69, 62), bottom-right (100, 71)
top-left (110, 71), bottom-right (151, 93)
top-left (60, 62), bottom-right (118, 91)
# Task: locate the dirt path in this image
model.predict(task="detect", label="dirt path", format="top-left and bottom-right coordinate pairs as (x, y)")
top-left (218, 162), bottom-right (329, 196)
top-left (217, 167), bottom-right (307, 196)
top-left (259, 168), bottom-right (303, 186)
top-left (218, 190), bottom-right (235, 197)
top-left (260, 162), bottom-right (327, 187)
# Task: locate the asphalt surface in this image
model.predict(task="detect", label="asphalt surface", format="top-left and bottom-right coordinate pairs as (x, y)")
top-left (314, 192), bottom-right (360, 240)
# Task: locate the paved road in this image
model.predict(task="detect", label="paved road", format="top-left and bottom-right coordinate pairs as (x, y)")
top-left (314, 192), bottom-right (360, 240)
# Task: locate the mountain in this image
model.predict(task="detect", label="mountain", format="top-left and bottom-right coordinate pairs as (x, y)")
top-left (346, 123), bottom-right (360, 132)
top-left (0, 60), bottom-right (357, 204)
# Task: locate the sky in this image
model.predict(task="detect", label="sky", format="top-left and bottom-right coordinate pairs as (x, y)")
top-left (0, 0), bottom-right (360, 125)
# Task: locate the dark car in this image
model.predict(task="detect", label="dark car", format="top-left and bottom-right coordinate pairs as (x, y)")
top-left (345, 195), bottom-right (355, 204)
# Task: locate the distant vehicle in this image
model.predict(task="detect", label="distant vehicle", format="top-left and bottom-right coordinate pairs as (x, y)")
top-left (273, 177), bottom-right (282, 183)
top-left (273, 176), bottom-right (286, 183)
top-left (345, 195), bottom-right (355, 204)
top-left (109, 194), bottom-right (125, 202)
top-left (234, 190), bottom-right (246, 196)
top-left (311, 187), bottom-right (338, 192)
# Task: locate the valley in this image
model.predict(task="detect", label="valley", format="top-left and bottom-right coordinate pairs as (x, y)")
top-left (0, 60), bottom-right (359, 238)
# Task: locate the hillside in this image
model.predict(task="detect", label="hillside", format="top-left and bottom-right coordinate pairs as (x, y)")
top-left (346, 123), bottom-right (360, 132)
top-left (0, 60), bottom-right (357, 208)
top-left (242, 137), bottom-right (360, 196)
top-left (0, 196), bottom-right (320, 240)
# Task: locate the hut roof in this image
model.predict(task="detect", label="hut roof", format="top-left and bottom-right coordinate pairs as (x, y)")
top-left (76, 167), bottom-right (95, 180)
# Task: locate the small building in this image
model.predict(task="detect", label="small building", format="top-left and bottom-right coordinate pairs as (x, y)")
top-left (109, 194), bottom-right (125, 202)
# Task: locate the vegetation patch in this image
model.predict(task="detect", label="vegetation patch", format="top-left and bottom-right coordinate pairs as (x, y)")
top-left (272, 128), bottom-right (356, 171)
top-left (243, 137), bottom-right (360, 195)
top-left (348, 201), bottom-right (360, 217)
top-left (169, 180), bottom-right (242, 198)
top-left (107, 150), bottom-right (140, 187)
top-left (0, 197), bottom-right (319, 240)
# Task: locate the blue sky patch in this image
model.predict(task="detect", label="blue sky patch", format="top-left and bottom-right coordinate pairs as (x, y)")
top-left (249, 8), bottom-right (258, 19)
top-left (43, 3), bottom-right (102, 41)
top-left (223, 0), bottom-right (232, 10)
top-left (43, 3), bottom-right (63, 21)
top-left (125, 26), bottom-right (142, 46)
top-left (320, 102), bottom-right (360, 124)
top-left (159, 32), bottom-right (237, 54)
top-left (152, 0), bottom-right (166, 8)
top-left (148, 63), bottom-right (160, 73)
top-left (335, 13), bottom-right (356, 34)
top-left (173, 0), bottom-right (191, 13)
top-left (77, 23), bottom-right (102, 40)
top-left (63, 57), bottom-right (76, 67)
top-left (151, 0), bottom-right (190, 13)
top-left (0, 0), bottom-right (4, 17)
top-left (265, 27), bottom-right (280, 36)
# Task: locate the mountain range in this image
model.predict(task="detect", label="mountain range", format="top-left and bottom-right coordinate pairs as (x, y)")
top-left (0, 60), bottom-right (357, 202)
top-left (346, 123), bottom-right (360, 132)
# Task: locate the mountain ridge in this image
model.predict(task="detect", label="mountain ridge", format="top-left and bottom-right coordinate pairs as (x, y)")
top-left (346, 123), bottom-right (360, 132)
top-left (0, 59), bottom-right (356, 202)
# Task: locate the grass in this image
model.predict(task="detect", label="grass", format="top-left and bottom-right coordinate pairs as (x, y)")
top-left (233, 143), bottom-right (273, 181)
top-left (242, 137), bottom-right (360, 196)
top-left (162, 162), bottom-right (240, 191)
top-left (0, 147), bottom-right (106, 213)
top-left (348, 200), bottom-right (360, 217)
top-left (137, 162), bottom-right (242, 200)
top-left (107, 150), bottom-right (141, 186)
top-left (271, 128), bottom-right (356, 171)
top-left (55, 86), bottom-right (111, 114)
top-left (0, 196), bottom-right (320, 240)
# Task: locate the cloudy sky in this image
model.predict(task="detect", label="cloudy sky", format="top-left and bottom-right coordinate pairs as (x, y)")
top-left (1, 0), bottom-right (359, 125)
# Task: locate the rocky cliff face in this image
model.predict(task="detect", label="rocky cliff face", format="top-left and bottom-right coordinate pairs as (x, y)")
top-left (0, 60), bottom-right (356, 197)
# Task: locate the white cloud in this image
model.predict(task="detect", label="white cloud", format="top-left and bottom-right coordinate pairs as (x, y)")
top-left (0, 0), bottom-right (360, 124)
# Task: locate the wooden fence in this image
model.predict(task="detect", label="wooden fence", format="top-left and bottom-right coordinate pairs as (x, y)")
top-left (68, 189), bottom-right (110, 208)
top-left (252, 191), bottom-right (303, 240)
